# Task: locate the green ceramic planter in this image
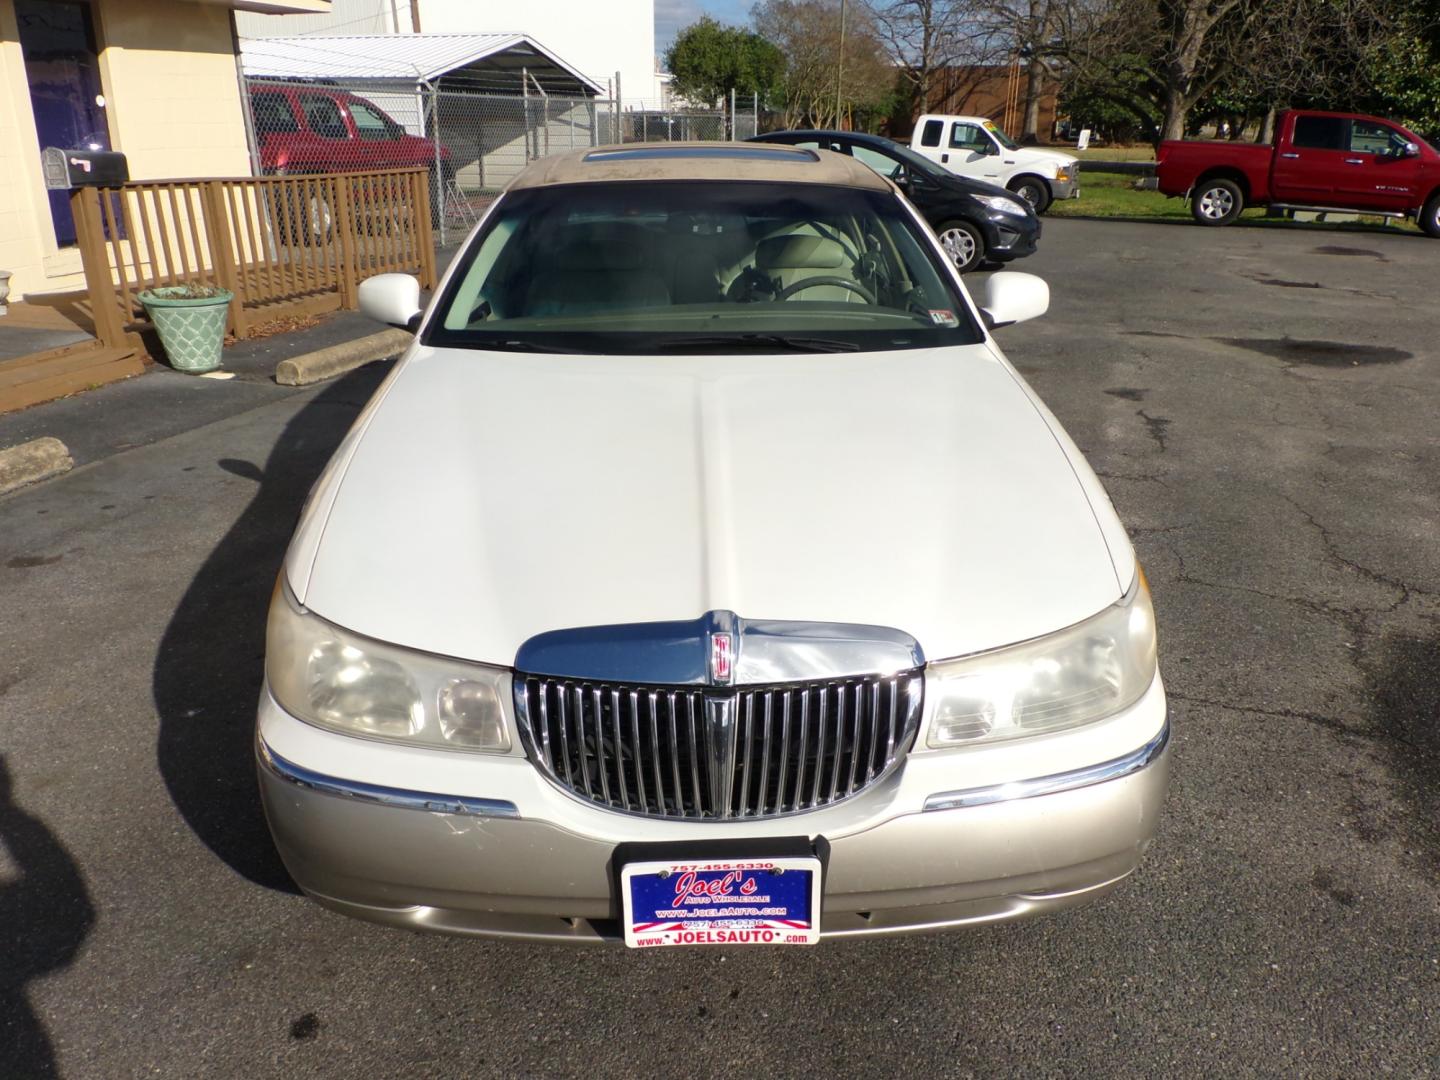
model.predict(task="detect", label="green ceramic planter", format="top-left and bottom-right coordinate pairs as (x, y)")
top-left (139, 287), bottom-right (233, 374)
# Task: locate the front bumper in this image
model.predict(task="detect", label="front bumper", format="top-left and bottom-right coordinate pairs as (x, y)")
top-left (257, 678), bottom-right (1170, 943)
top-left (981, 213), bottom-right (1040, 262)
top-left (1051, 177), bottom-right (1081, 200)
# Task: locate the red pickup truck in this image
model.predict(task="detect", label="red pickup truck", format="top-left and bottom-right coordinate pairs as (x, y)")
top-left (248, 83), bottom-right (450, 178)
top-left (1155, 109), bottom-right (1440, 237)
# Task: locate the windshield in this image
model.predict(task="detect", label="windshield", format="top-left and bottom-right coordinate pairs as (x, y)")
top-left (884, 140), bottom-right (955, 179)
top-left (425, 181), bottom-right (983, 354)
top-left (984, 121), bottom-right (1021, 152)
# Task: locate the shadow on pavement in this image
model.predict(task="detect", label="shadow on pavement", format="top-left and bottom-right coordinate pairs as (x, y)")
top-left (152, 363), bottom-right (392, 892)
top-left (0, 755), bottom-right (95, 1079)
top-left (1050, 212), bottom-right (1425, 239)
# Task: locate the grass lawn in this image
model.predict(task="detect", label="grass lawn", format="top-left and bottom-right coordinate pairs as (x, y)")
top-left (1048, 170), bottom-right (1419, 234)
top-left (1070, 144), bottom-right (1156, 162)
top-left (1048, 171), bottom-right (1212, 221)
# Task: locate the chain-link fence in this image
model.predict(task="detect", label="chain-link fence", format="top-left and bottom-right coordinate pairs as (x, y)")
top-left (244, 77), bottom-right (760, 243)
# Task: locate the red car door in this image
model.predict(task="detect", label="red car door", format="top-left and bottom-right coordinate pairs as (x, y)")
top-left (1271, 115), bottom-right (1350, 203)
top-left (344, 98), bottom-right (406, 170)
top-left (1336, 119), bottom-right (1425, 212)
top-left (295, 92), bottom-right (356, 171)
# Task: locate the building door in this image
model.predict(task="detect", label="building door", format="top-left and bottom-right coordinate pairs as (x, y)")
top-left (16, 0), bottom-right (110, 248)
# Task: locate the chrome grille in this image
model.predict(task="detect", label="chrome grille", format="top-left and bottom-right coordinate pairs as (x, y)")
top-left (516, 671), bottom-right (924, 820)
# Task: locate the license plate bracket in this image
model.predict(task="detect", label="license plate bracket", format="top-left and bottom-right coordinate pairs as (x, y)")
top-left (614, 837), bottom-right (825, 949)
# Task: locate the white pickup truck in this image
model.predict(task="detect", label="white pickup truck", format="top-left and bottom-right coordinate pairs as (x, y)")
top-left (910, 114), bottom-right (1080, 213)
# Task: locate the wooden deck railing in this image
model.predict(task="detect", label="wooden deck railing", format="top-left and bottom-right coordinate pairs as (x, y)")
top-left (71, 168), bottom-right (438, 346)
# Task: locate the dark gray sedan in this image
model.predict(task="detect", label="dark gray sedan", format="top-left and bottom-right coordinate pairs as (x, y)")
top-left (750, 129), bottom-right (1041, 273)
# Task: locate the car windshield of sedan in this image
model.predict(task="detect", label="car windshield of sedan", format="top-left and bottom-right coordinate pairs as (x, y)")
top-left (425, 181), bottom-right (983, 353)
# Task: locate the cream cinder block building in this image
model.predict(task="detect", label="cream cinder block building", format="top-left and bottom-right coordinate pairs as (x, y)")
top-left (0, 0), bottom-right (325, 300)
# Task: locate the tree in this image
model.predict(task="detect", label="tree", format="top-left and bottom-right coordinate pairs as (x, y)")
top-left (978, 1), bottom-right (1107, 142)
top-left (1058, 0), bottom-right (1405, 147)
top-left (665, 17), bottom-right (786, 111)
top-left (752, 0), bottom-right (898, 130)
top-left (1360, 0), bottom-right (1440, 141)
top-left (865, 0), bottom-right (991, 119)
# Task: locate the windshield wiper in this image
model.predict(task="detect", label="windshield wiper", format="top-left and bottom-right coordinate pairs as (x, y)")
top-left (480, 339), bottom-right (589, 354)
top-left (654, 333), bottom-right (860, 353)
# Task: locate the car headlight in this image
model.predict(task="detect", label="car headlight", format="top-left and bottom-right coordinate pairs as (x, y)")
top-left (970, 192), bottom-right (1029, 215)
top-left (926, 571), bottom-right (1157, 748)
top-left (266, 581), bottom-right (511, 752)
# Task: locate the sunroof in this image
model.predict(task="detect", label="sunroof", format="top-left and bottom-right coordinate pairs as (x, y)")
top-left (583, 146), bottom-right (819, 163)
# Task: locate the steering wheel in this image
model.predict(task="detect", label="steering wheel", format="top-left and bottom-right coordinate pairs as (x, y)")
top-left (775, 276), bottom-right (877, 304)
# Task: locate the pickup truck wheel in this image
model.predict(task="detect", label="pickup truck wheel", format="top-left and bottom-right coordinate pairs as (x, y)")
top-left (1420, 193), bottom-right (1440, 238)
top-left (1009, 177), bottom-right (1051, 215)
top-left (1192, 178), bottom-right (1244, 226)
top-left (936, 219), bottom-right (985, 273)
top-left (270, 175), bottom-right (332, 247)
top-left (300, 181), bottom-right (334, 245)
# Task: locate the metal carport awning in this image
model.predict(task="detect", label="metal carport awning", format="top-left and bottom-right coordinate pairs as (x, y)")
top-left (239, 32), bottom-right (605, 96)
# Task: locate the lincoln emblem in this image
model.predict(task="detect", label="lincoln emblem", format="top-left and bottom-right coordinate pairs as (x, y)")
top-left (709, 632), bottom-right (734, 685)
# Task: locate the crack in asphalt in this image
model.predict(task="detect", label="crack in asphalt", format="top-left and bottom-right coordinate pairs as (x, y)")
top-left (1160, 536), bottom-right (1379, 635)
top-left (1278, 493), bottom-right (1418, 614)
top-left (1167, 686), bottom-right (1436, 777)
top-left (1136, 409), bottom-right (1170, 453)
top-left (1166, 690), bottom-right (1359, 738)
top-left (1097, 469), bottom-right (1169, 486)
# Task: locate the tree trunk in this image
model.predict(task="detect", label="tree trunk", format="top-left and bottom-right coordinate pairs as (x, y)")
top-left (1022, 55), bottom-right (1045, 142)
top-left (1160, 89), bottom-right (1189, 144)
top-left (1257, 106), bottom-right (1277, 144)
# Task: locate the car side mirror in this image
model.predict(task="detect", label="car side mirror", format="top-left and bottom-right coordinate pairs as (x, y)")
top-left (359, 273), bottom-right (422, 331)
top-left (984, 142), bottom-right (1000, 156)
top-left (1403, 140), bottom-right (1420, 158)
top-left (978, 272), bottom-right (1049, 330)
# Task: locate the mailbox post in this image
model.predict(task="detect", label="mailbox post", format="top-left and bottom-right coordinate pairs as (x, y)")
top-left (43, 147), bottom-right (129, 190)
top-left (44, 147), bottom-right (130, 349)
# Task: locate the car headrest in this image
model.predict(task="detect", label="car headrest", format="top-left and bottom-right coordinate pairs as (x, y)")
top-left (755, 234), bottom-right (847, 270)
top-left (554, 240), bottom-right (645, 272)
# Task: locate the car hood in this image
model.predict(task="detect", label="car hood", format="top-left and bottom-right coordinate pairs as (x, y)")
top-left (1014, 146), bottom-right (1078, 170)
top-left (294, 343), bottom-right (1124, 667)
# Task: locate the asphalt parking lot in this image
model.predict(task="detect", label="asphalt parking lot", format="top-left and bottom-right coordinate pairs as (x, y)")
top-left (2, 216), bottom-right (1437, 1078)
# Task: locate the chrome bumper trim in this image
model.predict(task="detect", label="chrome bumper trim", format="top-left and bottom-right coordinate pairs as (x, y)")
top-left (258, 738), bottom-right (522, 819)
top-left (921, 715), bottom-right (1170, 812)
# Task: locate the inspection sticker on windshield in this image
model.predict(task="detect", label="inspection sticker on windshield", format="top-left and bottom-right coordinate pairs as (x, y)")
top-left (621, 856), bottom-right (822, 947)
top-left (929, 309), bottom-right (959, 327)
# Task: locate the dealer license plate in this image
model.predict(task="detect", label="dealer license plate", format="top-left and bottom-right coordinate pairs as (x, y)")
top-left (621, 856), bottom-right (822, 948)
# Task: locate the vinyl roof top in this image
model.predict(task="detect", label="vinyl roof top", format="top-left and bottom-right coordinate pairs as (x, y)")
top-left (507, 143), bottom-right (892, 191)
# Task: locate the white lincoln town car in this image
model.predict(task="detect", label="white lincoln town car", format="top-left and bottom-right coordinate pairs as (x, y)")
top-left (257, 144), bottom-right (1169, 947)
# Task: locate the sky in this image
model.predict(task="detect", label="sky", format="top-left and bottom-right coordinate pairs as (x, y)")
top-left (655, 0), bottom-right (754, 58)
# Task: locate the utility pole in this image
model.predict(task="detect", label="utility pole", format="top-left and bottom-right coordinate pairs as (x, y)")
top-left (835, 0), bottom-right (847, 129)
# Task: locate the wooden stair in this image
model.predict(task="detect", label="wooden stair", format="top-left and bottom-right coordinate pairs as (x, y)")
top-left (0, 338), bottom-right (146, 413)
